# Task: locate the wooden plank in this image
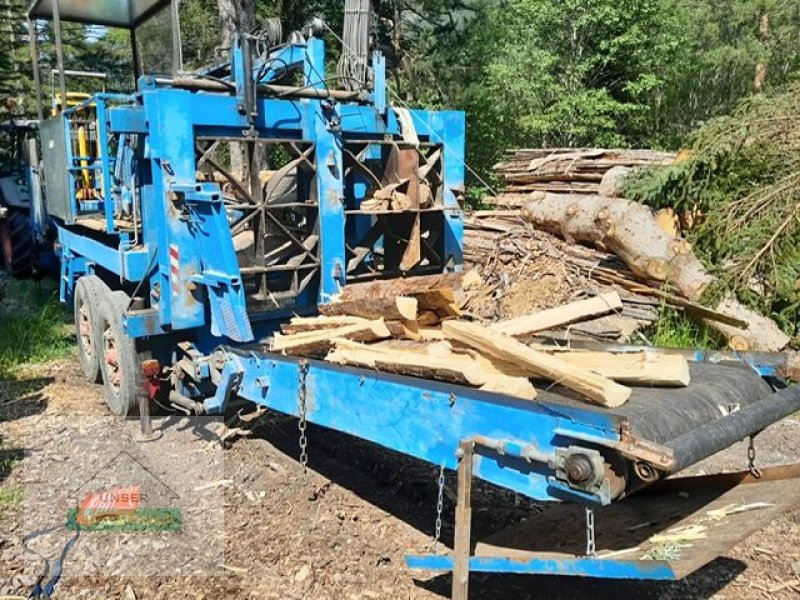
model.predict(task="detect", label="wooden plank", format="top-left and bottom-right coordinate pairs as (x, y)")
top-left (490, 292), bottom-right (623, 337)
top-left (531, 349), bottom-right (690, 387)
top-left (452, 441), bottom-right (475, 600)
top-left (442, 320), bottom-right (631, 407)
top-left (270, 319), bottom-right (391, 356)
top-left (281, 315), bottom-right (368, 335)
top-left (326, 338), bottom-right (488, 386)
top-left (338, 340), bottom-right (536, 399)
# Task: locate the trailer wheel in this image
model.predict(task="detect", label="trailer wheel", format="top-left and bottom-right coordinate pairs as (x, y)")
top-left (99, 291), bottom-right (149, 416)
top-left (0, 208), bottom-right (34, 277)
top-left (73, 275), bottom-right (109, 383)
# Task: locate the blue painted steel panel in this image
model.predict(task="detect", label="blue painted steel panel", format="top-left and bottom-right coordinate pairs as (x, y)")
top-left (209, 352), bottom-right (623, 503)
top-left (57, 225), bottom-right (151, 281)
top-left (409, 110), bottom-right (466, 269)
top-left (404, 555), bottom-right (676, 580)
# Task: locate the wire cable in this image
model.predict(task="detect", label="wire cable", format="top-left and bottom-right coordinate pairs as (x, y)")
top-left (338, 0), bottom-right (373, 91)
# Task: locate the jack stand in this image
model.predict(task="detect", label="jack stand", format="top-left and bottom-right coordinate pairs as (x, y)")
top-left (138, 390), bottom-right (153, 438)
top-left (452, 440), bottom-right (475, 600)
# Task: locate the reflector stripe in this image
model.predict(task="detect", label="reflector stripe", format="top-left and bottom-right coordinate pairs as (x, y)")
top-left (169, 244), bottom-right (180, 296)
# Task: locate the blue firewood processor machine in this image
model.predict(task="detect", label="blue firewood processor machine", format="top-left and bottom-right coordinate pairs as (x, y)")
top-left (25, 1), bottom-right (800, 597)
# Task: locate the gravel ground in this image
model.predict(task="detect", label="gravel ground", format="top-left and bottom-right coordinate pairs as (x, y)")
top-left (1, 357), bottom-right (799, 599)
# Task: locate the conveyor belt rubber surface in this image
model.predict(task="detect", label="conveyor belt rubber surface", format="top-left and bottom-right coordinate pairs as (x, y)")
top-left (535, 362), bottom-right (772, 444)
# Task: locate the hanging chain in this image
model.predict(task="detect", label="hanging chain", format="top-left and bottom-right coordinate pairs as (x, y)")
top-left (747, 435), bottom-right (762, 479)
top-left (298, 361), bottom-right (309, 474)
top-left (429, 464), bottom-right (446, 551)
top-left (585, 507), bottom-right (596, 557)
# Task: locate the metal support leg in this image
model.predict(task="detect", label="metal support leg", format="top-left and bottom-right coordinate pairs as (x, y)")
top-left (452, 441), bottom-right (475, 600)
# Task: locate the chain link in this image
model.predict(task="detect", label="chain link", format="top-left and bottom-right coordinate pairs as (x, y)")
top-left (430, 464), bottom-right (446, 551)
top-left (748, 435), bottom-right (762, 479)
top-left (298, 361), bottom-right (309, 474)
top-left (585, 507), bottom-right (596, 557)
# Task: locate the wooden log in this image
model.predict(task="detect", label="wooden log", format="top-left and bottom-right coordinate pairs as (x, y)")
top-left (442, 320), bottom-right (631, 407)
top-left (521, 192), bottom-right (790, 352)
top-left (490, 292), bottom-right (623, 337)
top-left (320, 295), bottom-right (418, 321)
top-left (334, 272), bottom-right (469, 303)
top-left (270, 319), bottom-right (391, 356)
top-left (532, 349), bottom-right (690, 387)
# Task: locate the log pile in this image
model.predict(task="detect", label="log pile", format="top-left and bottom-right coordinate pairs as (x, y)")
top-left (269, 273), bottom-right (693, 409)
top-left (464, 194), bottom-right (790, 352)
top-left (493, 148), bottom-right (676, 201)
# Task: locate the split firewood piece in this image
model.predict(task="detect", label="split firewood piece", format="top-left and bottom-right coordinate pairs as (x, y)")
top-left (532, 349), bottom-right (690, 387)
top-left (281, 315), bottom-right (369, 335)
top-left (327, 338), bottom-right (487, 386)
top-left (322, 271), bottom-right (479, 321)
top-left (415, 289), bottom-right (462, 318)
top-left (271, 319), bottom-right (391, 356)
top-left (320, 295), bottom-right (418, 321)
top-left (442, 320), bottom-right (631, 407)
top-left (370, 334), bottom-right (536, 400)
top-left (491, 292), bottom-right (623, 337)
top-left (333, 339), bottom-right (536, 400)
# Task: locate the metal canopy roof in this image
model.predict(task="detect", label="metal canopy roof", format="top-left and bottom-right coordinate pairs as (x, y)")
top-left (28, 0), bottom-right (171, 29)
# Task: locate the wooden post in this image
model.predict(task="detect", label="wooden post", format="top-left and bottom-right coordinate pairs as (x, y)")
top-left (452, 441), bottom-right (474, 600)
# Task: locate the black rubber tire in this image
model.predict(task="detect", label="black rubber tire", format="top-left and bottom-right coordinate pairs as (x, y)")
top-left (0, 208), bottom-right (34, 277)
top-left (73, 276), bottom-right (109, 383)
top-left (98, 290), bottom-right (149, 417)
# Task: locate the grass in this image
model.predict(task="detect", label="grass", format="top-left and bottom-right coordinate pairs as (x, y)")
top-left (0, 485), bottom-right (23, 516)
top-left (0, 279), bottom-right (73, 380)
top-left (0, 437), bottom-right (24, 517)
top-left (643, 304), bottom-right (724, 350)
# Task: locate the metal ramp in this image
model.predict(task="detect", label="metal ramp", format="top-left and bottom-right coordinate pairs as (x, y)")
top-left (407, 464), bottom-right (800, 596)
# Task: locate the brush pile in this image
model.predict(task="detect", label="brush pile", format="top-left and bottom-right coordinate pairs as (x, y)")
top-left (623, 84), bottom-right (800, 345)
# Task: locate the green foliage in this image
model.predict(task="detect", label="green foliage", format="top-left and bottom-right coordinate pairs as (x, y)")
top-left (458, 0), bottom-right (681, 176)
top-left (644, 305), bottom-right (724, 350)
top-left (0, 280), bottom-right (72, 380)
top-left (624, 84), bottom-right (800, 341)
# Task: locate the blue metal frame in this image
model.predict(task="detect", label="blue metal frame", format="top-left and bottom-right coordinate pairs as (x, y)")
top-left (404, 555), bottom-right (676, 580)
top-left (206, 352), bottom-right (623, 503)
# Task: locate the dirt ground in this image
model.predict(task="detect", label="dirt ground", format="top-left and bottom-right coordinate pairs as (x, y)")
top-left (2, 355), bottom-right (800, 600)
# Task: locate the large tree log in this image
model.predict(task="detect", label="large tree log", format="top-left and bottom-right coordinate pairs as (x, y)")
top-left (520, 192), bottom-right (790, 352)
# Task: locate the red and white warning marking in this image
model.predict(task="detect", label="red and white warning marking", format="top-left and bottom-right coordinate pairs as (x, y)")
top-left (169, 244), bottom-right (180, 296)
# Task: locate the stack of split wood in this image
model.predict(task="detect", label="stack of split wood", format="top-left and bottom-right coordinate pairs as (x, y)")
top-left (492, 148), bottom-right (676, 205)
top-left (269, 273), bottom-right (692, 409)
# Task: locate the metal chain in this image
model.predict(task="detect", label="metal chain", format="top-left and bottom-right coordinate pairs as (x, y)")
top-left (748, 435), bottom-right (762, 479)
top-left (429, 464), bottom-right (446, 550)
top-left (298, 361), bottom-right (309, 474)
top-left (585, 507), bottom-right (596, 557)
